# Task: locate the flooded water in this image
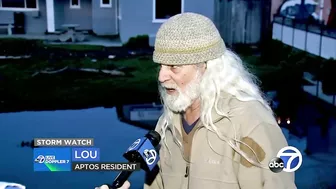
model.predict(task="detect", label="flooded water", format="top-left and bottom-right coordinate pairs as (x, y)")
top-left (1, 103), bottom-right (336, 189)
top-left (0, 107), bottom-right (148, 189)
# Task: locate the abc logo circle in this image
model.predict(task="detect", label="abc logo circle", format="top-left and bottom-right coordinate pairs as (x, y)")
top-left (268, 146), bottom-right (303, 173)
top-left (268, 157), bottom-right (284, 173)
top-left (277, 146), bottom-right (302, 172)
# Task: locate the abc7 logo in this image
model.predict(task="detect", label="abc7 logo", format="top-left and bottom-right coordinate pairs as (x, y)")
top-left (143, 149), bottom-right (157, 165)
top-left (269, 146), bottom-right (303, 173)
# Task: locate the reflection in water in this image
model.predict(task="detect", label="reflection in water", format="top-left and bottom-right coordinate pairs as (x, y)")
top-left (20, 140), bottom-right (36, 148)
top-left (116, 103), bottom-right (163, 130)
top-left (3, 103), bottom-right (335, 188)
top-left (0, 107), bottom-right (149, 189)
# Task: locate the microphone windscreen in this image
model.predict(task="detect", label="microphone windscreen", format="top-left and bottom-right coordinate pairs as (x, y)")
top-left (145, 130), bottom-right (161, 147)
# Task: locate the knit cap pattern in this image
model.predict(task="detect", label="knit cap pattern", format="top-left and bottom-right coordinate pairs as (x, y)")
top-left (153, 12), bottom-right (226, 65)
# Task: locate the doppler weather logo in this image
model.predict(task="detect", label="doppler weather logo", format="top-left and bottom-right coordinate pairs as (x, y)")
top-left (34, 155), bottom-right (45, 163)
top-left (33, 148), bottom-right (71, 172)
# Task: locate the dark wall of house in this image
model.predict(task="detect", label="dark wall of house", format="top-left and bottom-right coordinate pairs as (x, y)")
top-left (54, 1), bottom-right (64, 30)
top-left (54, 0), bottom-right (92, 31)
top-left (0, 0), bottom-right (47, 34)
top-left (92, 0), bottom-right (118, 35)
top-left (119, 0), bottom-right (215, 45)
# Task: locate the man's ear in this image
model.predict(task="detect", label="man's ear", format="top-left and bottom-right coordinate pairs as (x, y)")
top-left (195, 62), bottom-right (207, 74)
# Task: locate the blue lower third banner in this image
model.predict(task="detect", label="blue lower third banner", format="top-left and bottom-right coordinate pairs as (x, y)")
top-left (34, 148), bottom-right (71, 171)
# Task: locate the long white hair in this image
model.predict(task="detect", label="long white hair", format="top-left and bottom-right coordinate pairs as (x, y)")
top-left (157, 48), bottom-right (273, 168)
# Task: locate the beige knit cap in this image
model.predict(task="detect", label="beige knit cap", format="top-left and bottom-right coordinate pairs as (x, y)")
top-left (153, 12), bottom-right (226, 65)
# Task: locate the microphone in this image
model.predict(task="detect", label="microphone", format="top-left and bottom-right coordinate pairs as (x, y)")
top-left (109, 130), bottom-right (161, 189)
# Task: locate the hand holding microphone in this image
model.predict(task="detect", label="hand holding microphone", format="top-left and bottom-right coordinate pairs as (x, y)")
top-left (95, 181), bottom-right (130, 189)
top-left (96, 130), bottom-right (161, 189)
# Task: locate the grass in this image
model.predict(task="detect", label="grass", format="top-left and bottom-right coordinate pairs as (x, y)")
top-left (0, 56), bottom-right (160, 112)
top-left (0, 38), bottom-right (106, 55)
top-left (44, 44), bottom-right (105, 51)
top-left (0, 53), bottom-right (289, 113)
top-left (0, 38), bottom-right (320, 113)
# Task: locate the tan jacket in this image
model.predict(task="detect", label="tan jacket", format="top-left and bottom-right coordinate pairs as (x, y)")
top-left (144, 94), bottom-right (297, 189)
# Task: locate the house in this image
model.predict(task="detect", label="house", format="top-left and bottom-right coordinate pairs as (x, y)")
top-left (271, 0), bottom-right (336, 59)
top-left (271, 0), bottom-right (336, 27)
top-left (213, 0), bottom-right (272, 46)
top-left (0, 0), bottom-right (215, 45)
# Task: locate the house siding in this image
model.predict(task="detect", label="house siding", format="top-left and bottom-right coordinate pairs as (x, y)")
top-left (118, 0), bottom-right (215, 45)
top-left (92, 0), bottom-right (118, 35)
top-left (1, 0), bottom-right (215, 45)
top-left (0, 0), bottom-right (48, 34)
top-left (214, 0), bottom-right (269, 46)
top-left (54, 0), bottom-right (92, 31)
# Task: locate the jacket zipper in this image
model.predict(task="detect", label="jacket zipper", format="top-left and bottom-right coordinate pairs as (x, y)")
top-left (172, 115), bottom-right (225, 189)
top-left (183, 126), bottom-right (203, 189)
top-left (184, 164), bottom-right (189, 178)
top-left (185, 163), bottom-right (190, 189)
top-left (184, 164), bottom-right (189, 177)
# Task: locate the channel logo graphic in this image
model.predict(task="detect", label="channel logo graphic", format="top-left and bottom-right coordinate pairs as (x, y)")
top-left (269, 146), bottom-right (303, 173)
top-left (34, 148), bottom-right (71, 171)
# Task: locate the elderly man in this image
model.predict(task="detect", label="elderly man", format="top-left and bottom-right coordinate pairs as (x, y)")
top-left (99, 12), bottom-right (297, 189)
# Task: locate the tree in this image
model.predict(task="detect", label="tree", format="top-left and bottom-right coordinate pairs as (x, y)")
top-left (321, 58), bottom-right (336, 104)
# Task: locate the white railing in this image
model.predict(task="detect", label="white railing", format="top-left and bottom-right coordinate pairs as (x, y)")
top-left (272, 16), bottom-right (336, 107)
top-left (272, 16), bottom-right (336, 60)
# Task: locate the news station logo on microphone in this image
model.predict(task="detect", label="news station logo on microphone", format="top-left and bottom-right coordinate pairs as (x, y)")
top-left (127, 138), bottom-right (142, 151)
top-left (268, 146), bottom-right (303, 173)
top-left (123, 132), bottom-right (160, 172)
top-left (34, 148), bottom-right (71, 171)
top-left (124, 137), bottom-right (159, 171)
top-left (111, 130), bottom-right (161, 189)
top-left (143, 149), bottom-right (157, 166)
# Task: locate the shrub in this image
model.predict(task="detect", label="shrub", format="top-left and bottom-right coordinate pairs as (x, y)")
top-left (0, 38), bottom-right (42, 56)
top-left (260, 39), bottom-right (293, 66)
top-left (320, 58), bottom-right (336, 95)
top-left (123, 35), bottom-right (149, 49)
top-left (233, 43), bottom-right (254, 56)
top-left (303, 55), bottom-right (324, 78)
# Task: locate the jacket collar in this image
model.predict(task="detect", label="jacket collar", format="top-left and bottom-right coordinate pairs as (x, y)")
top-left (170, 92), bottom-right (233, 138)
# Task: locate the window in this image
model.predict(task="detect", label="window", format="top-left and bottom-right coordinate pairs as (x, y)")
top-left (0, 0), bottom-right (38, 10)
top-left (70, 0), bottom-right (80, 9)
top-left (100, 0), bottom-right (112, 8)
top-left (153, 0), bottom-right (183, 22)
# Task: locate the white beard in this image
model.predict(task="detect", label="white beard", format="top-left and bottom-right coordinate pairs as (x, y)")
top-left (159, 71), bottom-right (201, 113)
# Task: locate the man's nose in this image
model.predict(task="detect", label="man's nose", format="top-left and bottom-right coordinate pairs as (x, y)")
top-left (158, 66), bottom-right (170, 83)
